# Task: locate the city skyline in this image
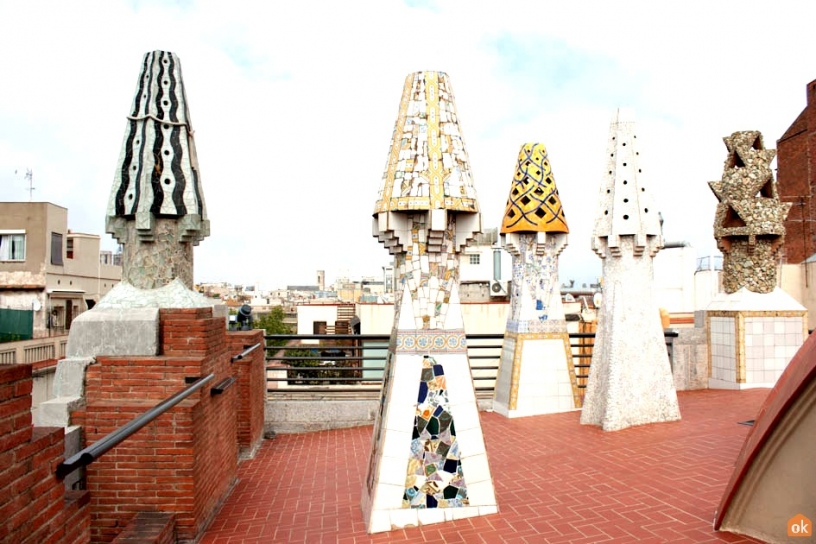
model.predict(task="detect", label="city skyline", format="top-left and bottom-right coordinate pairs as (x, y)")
top-left (1, 1), bottom-right (814, 289)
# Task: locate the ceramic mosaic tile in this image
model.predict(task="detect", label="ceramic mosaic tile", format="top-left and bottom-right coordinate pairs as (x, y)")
top-left (501, 143), bottom-right (568, 234)
top-left (707, 310), bottom-right (806, 388)
top-left (375, 72), bottom-right (478, 214)
top-left (581, 109), bottom-right (681, 431)
top-left (105, 50), bottom-right (210, 290)
top-left (494, 143), bottom-right (577, 418)
top-left (107, 50), bottom-right (209, 246)
top-left (396, 331), bottom-right (467, 353)
top-left (364, 72), bottom-right (495, 534)
top-left (404, 356), bottom-right (468, 508)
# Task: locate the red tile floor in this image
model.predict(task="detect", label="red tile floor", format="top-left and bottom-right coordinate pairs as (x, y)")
top-left (202, 389), bottom-right (768, 543)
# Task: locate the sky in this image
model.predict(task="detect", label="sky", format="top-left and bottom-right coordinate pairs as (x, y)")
top-left (1, 0), bottom-right (815, 290)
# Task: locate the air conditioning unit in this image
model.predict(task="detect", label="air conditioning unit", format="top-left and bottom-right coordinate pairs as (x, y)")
top-left (489, 279), bottom-right (508, 297)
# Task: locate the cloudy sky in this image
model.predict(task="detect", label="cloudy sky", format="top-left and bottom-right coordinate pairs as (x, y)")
top-left (1, 0), bottom-right (814, 289)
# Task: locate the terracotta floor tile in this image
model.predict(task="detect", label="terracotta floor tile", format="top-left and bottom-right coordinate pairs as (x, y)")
top-left (201, 389), bottom-right (768, 543)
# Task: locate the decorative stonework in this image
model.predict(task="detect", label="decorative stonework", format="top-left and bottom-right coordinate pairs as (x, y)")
top-left (494, 143), bottom-right (577, 418)
top-left (363, 71), bottom-right (496, 533)
top-left (119, 220), bottom-right (193, 289)
top-left (106, 50), bottom-right (210, 290)
top-left (580, 109), bottom-right (680, 431)
top-left (709, 131), bottom-right (791, 294)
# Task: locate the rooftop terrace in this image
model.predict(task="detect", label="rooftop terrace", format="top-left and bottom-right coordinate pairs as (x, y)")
top-left (202, 389), bottom-right (766, 543)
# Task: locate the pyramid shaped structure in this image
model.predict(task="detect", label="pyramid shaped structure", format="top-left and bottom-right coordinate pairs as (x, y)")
top-left (581, 109), bottom-right (680, 431)
top-left (364, 72), bottom-right (496, 533)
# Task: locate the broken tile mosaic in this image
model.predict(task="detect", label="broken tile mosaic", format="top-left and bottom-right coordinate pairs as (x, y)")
top-left (403, 356), bottom-right (468, 509)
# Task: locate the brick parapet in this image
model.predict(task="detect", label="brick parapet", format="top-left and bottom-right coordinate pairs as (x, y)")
top-left (0, 363), bottom-right (91, 543)
top-left (112, 512), bottom-right (176, 544)
top-left (228, 329), bottom-right (265, 457)
top-left (78, 307), bottom-right (238, 542)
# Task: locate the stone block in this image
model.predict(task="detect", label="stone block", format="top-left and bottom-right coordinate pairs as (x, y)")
top-left (36, 396), bottom-right (84, 427)
top-left (66, 308), bottom-right (159, 357)
top-left (671, 327), bottom-right (709, 390)
top-left (52, 357), bottom-right (95, 397)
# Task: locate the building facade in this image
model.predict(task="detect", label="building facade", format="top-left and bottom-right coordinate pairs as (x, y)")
top-left (777, 78), bottom-right (816, 264)
top-left (0, 202), bottom-right (121, 337)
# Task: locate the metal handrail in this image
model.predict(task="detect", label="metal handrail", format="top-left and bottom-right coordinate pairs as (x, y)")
top-left (56, 374), bottom-right (215, 479)
top-left (231, 342), bottom-right (262, 363)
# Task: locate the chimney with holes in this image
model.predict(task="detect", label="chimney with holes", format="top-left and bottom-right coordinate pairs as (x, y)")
top-left (580, 108), bottom-right (681, 432)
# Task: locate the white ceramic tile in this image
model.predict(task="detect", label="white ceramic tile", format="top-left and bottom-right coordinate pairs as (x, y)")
top-left (479, 505), bottom-right (499, 516)
top-left (377, 456), bottom-right (409, 487)
top-left (368, 510), bottom-right (391, 533)
top-left (381, 429), bottom-right (413, 459)
top-left (466, 480), bottom-right (496, 506)
top-left (449, 400), bottom-right (479, 431)
top-left (415, 508), bottom-right (445, 525)
top-left (456, 426), bottom-right (486, 457)
top-left (461, 451), bottom-right (491, 484)
top-left (372, 482), bottom-right (405, 510)
top-left (389, 508), bottom-right (419, 529)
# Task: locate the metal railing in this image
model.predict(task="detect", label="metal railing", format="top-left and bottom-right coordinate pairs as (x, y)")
top-left (264, 331), bottom-right (678, 396)
top-left (56, 374), bottom-right (215, 479)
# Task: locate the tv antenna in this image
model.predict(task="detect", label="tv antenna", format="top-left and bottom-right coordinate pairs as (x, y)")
top-left (25, 169), bottom-right (34, 201)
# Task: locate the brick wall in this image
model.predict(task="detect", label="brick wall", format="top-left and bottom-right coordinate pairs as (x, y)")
top-left (112, 512), bottom-right (176, 544)
top-left (75, 307), bottom-right (238, 542)
top-left (777, 78), bottom-right (816, 264)
top-left (0, 364), bottom-right (91, 543)
top-left (228, 329), bottom-right (265, 458)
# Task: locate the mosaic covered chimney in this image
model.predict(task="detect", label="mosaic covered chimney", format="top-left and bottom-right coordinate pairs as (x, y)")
top-left (106, 50), bottom-right (210, 290)
top-left (709, 131), bottom-right (791, 294)
top-left (580, 109), bottom-right (680, 432)
top-left (363, 71), bottom-right (496, 533)
top-left (493, 143), bottom-right (580, 418)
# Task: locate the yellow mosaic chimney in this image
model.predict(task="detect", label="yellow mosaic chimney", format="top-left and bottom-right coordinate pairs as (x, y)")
top-left (501, 143), bottom-right (568, 234)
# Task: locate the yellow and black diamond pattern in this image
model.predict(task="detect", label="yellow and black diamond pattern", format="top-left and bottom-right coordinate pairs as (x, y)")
top-left (501, 143), bottom-right (568, 234)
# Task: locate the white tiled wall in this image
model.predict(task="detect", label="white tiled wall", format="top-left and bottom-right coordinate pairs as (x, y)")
top-left (515, 338), bottom-right (576, 416)
top-left (710, 316), bottom-right (736, 382)
top-left (743, 316), bottom-right (804, 384)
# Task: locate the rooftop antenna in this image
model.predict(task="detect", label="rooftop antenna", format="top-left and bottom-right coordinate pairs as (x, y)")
top-left (25, 169), bottom-right (34, 201)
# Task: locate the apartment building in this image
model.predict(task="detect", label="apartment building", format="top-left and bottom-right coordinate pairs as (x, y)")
top-left (0, 202), bottom-right (122, 337)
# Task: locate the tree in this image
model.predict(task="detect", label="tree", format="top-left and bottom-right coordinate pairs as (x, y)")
top-left (253, 306), bottom-right (291, 347)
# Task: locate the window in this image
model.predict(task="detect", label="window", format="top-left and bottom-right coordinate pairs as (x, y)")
top-left (313, 321), bottom-right (327, 335)
top-left (66, 238), bottom-right (74, 259)
top-left (0, 231), bottom-right (26, 261)
top-left (51, 233), bottom-right (64, 265)
top-left (468, 254), bottom-right (480, 265)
